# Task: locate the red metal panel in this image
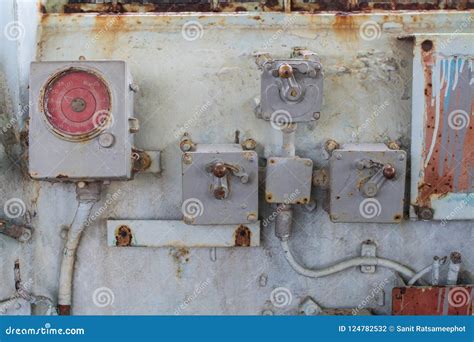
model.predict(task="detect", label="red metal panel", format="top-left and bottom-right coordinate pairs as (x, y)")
top-left (392, 286), bottom-right (473, 315)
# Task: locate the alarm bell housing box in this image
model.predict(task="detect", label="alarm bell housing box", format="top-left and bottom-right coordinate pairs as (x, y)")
top-left (29, 60), bottom-right (135, 181)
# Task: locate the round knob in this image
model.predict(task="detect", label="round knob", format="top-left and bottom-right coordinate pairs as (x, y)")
top-left (383, 164), bottom-right (396, 179)
top-left (278, 64), bottom-right (293, 78)
top-left (212, 163), bottom-right (227, 178)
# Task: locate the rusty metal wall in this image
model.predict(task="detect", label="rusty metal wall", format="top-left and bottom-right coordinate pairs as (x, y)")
top-left (0, 1), bottom-right (473, 315)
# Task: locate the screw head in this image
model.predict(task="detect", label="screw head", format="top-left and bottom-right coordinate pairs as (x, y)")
top-left (98, 132), bottom-right (115, 148)
top-left (313, 112), bottom-right (320, 120)
top-left (247, 213), bottom-right (257, 222)
top-left (335, 153), bottom-right (343, 160)
top-left (182, 153), bottom-right (193, 165)
top-left (418, 207), bottom-right (434, 221)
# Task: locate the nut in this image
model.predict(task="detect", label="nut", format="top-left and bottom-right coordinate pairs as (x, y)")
top-left (242, 138), bottom-right (257, 151)
top-left (212, 163), bottom-right (227, 178)
top-left (383, 164), bottom-right (396, 179)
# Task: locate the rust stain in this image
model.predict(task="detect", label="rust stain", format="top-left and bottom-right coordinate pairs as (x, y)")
top-left (115, 225), bottom-right (133, 247)
top-left (234, 225), bottom-right (251, 247)
top-left (170, 247), bottom-right (190, 278)
top-left (416, 42), bottom-right (474, 208)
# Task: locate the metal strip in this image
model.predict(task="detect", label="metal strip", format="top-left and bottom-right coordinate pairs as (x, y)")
top-left (107, 220), bottom-right (260, 247)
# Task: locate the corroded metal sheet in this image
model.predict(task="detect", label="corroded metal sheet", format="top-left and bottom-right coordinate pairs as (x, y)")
top-left (392, 286), bottom-right (473, 315)
top-left (107, 220), bottom-right (261, 247)
top-left (410, 34), bottom-right (474, 220)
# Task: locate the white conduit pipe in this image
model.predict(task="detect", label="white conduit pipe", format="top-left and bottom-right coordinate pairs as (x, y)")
top-left (280, 240), bottom-right (419, 281)
top-left (58, 183), bottom-right (100, 315)
top-left (408, 265), bottom-right (432, 286)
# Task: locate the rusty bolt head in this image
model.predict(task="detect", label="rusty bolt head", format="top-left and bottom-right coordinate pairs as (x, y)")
top-left (213, 187), bottom-right (227, 200)
top-left (383, 164), bottom-right (396, 179)
top-left (212, 163), bottom-right (228, 178)
top-left (418, 207), bottom-right (434, 221)
top-left (182, 153), bottom-right (193, 165)
top-left (325, 139), bottom-right (339, 154)
top-left (278, 64), bottom-right (293, 78)
top-left (242, 138), bottom-right (257, 151)
top-left (387, 141), bottom-right (400, 150)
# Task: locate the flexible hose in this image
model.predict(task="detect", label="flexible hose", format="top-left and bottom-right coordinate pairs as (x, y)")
top-left (280, 240), bottom-right (419, 281)
top-left (57, 199), bottom-right (97, 314)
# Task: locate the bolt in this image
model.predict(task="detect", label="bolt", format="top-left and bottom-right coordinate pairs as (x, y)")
top-left (325, 139), bottom-right (339, 154)
top-left (247, 213), bottom-right (257, 222)
top-left (383, 164), bottom-right (396, 179)
top-left (182, 153), bottom-right (193, 165)
top-left (77, 181), bottom-right (86, 189)
top-left (262, 310), bottom-right (274, 316)
top-left (242, 138), bottom-right (257, 151)
top-left (304, 160), bottom-right (312, 167)
top-left (212, 163), bottom-right (227, 178)
top-left (180, 138), bottom-right (194, 152)
top-left (398, 153), bottom-right (406, 161)
top-left (418, 207), bottom-right (434, 221)
top-left (71, 98), bottom-right (86, 112)
top-left (278, 63), bottom-right (293, 78)
top-left (387, 141), bottom-right (400, 150)
top-left (240, 175), bottom-right (249, 184)
top-left (213, 187), bottom-right (227, 200)
top-left (335, 153), bottom-right (343, 160)
top-left (313, 112), bottom-right (320, 120)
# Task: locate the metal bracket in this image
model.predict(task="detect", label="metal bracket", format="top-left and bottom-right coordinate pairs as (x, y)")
top-left (361, 240), bottom-right (377, 274)
top-left (107, 220), bottom-right (260, 248)
top-left (0, 220), bottom-right (33, 242)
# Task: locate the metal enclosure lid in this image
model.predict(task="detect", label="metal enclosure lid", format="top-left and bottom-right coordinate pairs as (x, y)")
top-left (28, 60), bottom-right (135, 181)
top-left (408, 34), bottom-right (474, 221)
top-left (329, 143), bottom-right (407, 223)
top-left (181, 144), bottom-right (259, 225)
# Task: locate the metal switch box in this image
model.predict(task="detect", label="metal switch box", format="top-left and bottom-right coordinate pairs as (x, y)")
top-left (181, 144), bottom-right (258, 225)
top-left (29, 60), bottom-right (136, 181)
top-left (257, 49), bottom-right (323, 123)
top-left (329, 143), bottom-right (407, 223)
top-left (265, 157), bottom-right (313, 204)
